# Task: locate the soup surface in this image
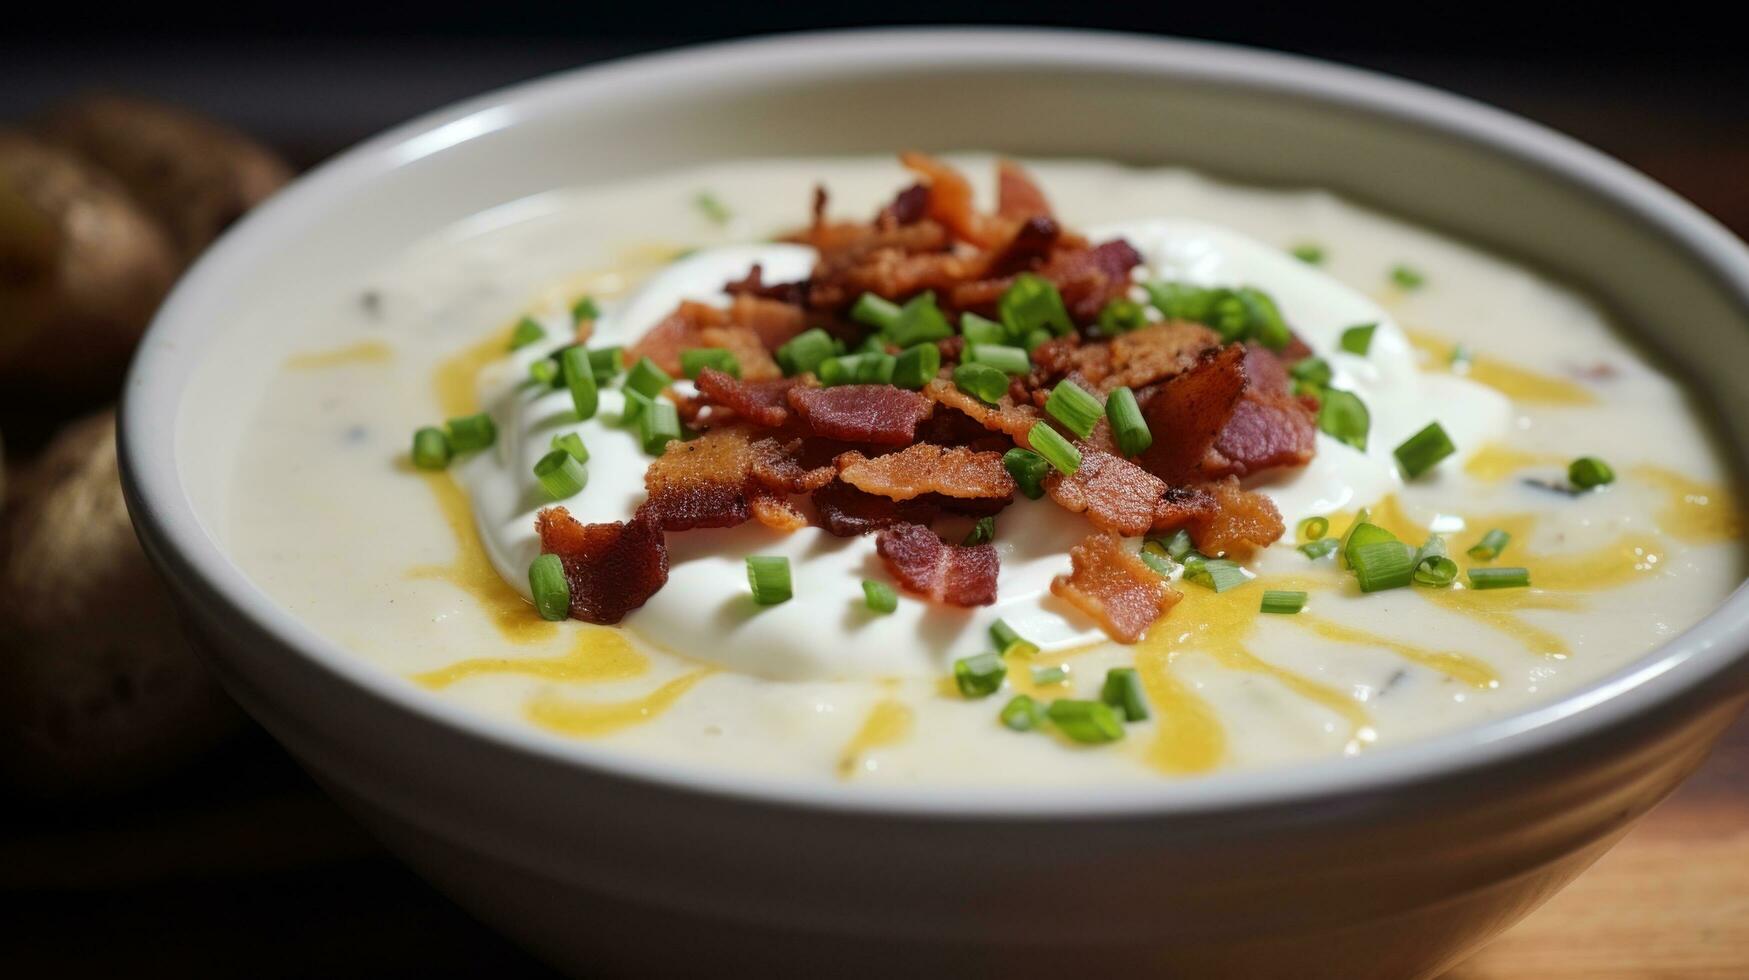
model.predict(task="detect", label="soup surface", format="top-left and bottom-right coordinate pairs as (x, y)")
top-left (229, 156), bottom-right (1745, 785)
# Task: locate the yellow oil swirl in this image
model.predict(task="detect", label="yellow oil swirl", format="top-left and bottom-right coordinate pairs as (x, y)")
top-left (1463, 443), bottom-right (1565, 482)
top-left (284, 339), bottom-right (395, 370)
top-left (1632, 465), bottom-right (1743, 544)
top-left (1405, 330), bottom-right (1597, 405)
top-left (412, 626), bottom-right (647, 689)
top-left (434, 325), bottom-right (515, 418)
top-left (409, 472), bottom-right (556, 645)
top-left (526, 669), bottom-right (713, 738)
top-left (1293, 615), bottom-right (1500, 689)
top-left (837, 698), bottom-right (916, 779)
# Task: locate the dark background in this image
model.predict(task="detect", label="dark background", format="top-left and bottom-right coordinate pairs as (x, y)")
top-left (4, 6), bottom-right (1747, 977)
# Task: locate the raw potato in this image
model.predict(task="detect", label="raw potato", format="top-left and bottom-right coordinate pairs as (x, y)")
top-left (0, 409), bottom-right (237, 798)
top-left (0, 130), bottom-right (181, 403)
top-left (38, 95), bottom-right (293, 261)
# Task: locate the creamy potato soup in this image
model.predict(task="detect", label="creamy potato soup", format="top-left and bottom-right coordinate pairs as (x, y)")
top-left (232, 156), bottom-right (1744, 785)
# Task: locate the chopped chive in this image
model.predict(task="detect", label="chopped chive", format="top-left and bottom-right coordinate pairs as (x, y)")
top-left (1105, 386), bottom-right (1152, 457)
top-left (1394, 422), bottom-right (1456, 478)
top-left (990, 618), bottom-right (1025, 651)
top-left (745, 555), bottom-right (792, 605)
top-left (954, 362), bottom-right (1011, 404)
top-left (621, 388), bottom-right (652, 427)
top-left (998, 274), bottom-right (1074, 338)
top-left (887, 292), bottom-right (954, 347)
top-left (1236, 287), bottom-right (1291, 351)
top-left (680, 347), bottom-right (739, 379)
top-left (964, 343), bottom-right (1031, 376)
top-left (533, 449), bottom-right (588, 499)
top-left (850, 293), bottom-right (902, 333)
top-left (528, 359), bottom-right (560, 387)
top-left (962, 516), bottom-right (996, 546)
top-left (861, 579), bottom-right (898, 614)
top-left (856, 334), bottom-right (887, 357)
top-left (1318, 388), bottom-right (1370, 451)
top-left (1260, 590), bottom-right (1308, 614)
top-left (1300, 538), bottom-right (1340, 560)
top-left (1032, 664), bottom-right (1069, 686)
top-left (954, 652), bottom-right (1007, 699)
top-left (571, 296), bottom-right (600, 323)
top-left (1290, 243), bottom-right (1325, 264)
top-left (1160, 529), bottom-right (1195, 561)
top-left (1027, 423), bottom-right (1081, 476)
top-left (1100, 667), bottom-right (1149, 721)
top-left (1467, 528), bottom-right (1512, 562)
top-left (559, 347), bottom-right (599, 420)
top-left (1138, 551), bottom-right (1175, 576)
top-left (637, 399), bottom-right (682, 454)
top-left (1001, 638), bottom-right (1041, 660)
top-left (1468, 566), bottom-right (1531, 590)
top-left (1002, 447), bottom-right (1050, 500)
top-left (1144, 282), bottom-right (1290, 349)
top-left (817, 354), bottom-right (864, 387)
top-left (1449, 344), bottom-right (1473, 371)
top-left (694, 191), bottom-right (731, 225)
top-left (1569, 456), bottom-right (1615, 489)
top-left (1046, 699), bottom-right (1125, 744)
top-left (528, 553), bottom-right (571, 621)
top-left (587, 346), bottom-right (625, 385)
top-left (1290, 356), bottom-right (1333, 390)
top-left (1350, 540), bottom-right (1415, 592)
top-left (1299, 516), bottom-right (1330, 541)
top-left (891, 342), bottom-right (941, 389)
top-left (624, 357), bottom-right (672, 398)
top-left (1339, 323), bottom-right (1378, 356)
top-left (857, 351), bottom-right (897, 385)
top-left (959, 312), bottom-right (1008, 345)
top-left (550, 431), bottom-right (589, 464)
top-left (1337, 507), bottom-right (1371, 567)
top-left (1044, 381), bottom-right (1103, 440)
top-left (776, 328), bottom-right (835, 377)
top-left (1183, 556), bottom-right (1249, 592)
top-left (1000, 694), bottom-right (1046, 732)
top-left (509, 316), bottom-right (546, 351)
top-left (1414, 555), bottom-right (1459, 587)
top-left (1097, 297), bottom-right (1148, 334)
top-left (1342, 522), bottom-right (1400, 568)
top-left (411, 427), bottom-right (452, 470)
top-left (446, 413), bottom-right (497, 453)
top-left (1390, 264), bottom-right (1426, 289)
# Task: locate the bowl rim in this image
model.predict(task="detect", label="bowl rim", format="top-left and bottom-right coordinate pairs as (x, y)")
top-left (120, 26), bottom-right (1749, 820)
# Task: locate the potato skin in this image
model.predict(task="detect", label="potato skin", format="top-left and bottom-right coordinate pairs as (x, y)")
top-left (0, 409), bottom-right (237, 798)
top-left (0, 130), bottom-right (181, 404)
top-left (38, 95), bottom-right (293, 261)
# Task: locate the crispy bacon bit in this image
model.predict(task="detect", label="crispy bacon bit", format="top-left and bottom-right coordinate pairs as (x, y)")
top-left (1153, 485), bottom-right (1220, 532)
top-left (875, 522), bottom-right (1000, 607)
top-left (699, 324), bottom-right (782, 382)
top-left (724, 263), bottom-right (808, 306)
top-left (626, 301), bottom-right (723, 376)
top-left (788, 384), bottom-right (932, 445)
top-left (1101, 323), bottom-right (1222, 392)
top-left (880, 184), bottom-right (930, 226)
top-left (923, 378), bottom-right (1040, 442)
top-left (1183, 477), bottom-right (1285, 560)
top-left (749, 490), bottom-right (808, 532)
top-left (637, 427), bottom-right (757, 531)
top-left (1207, 345), bottom-right (1318, 477)
top-left (535, 508), bottom-right (669, 625)
top-left (1136, 344), bottom-right (1248, 483)
top-left (982, 216), bottom-right (1061, 279)
top-left (900, 151), bottom-right (996, 246)
top-left (835, 444), bottom-right (1015, 502)
top-left (812, 480), bottom-right (938, 536)
top-left (996, 159), bottom-right (1053, 221)
top-left (750, 438), bottom-right (836, 494)
top-left (1039, 239), bottom-right (1144, 323)
top-left (694, 368), bottom-right (804, 428)
top-left (729, 294), bottom-right (808, 352)
top-left (1050, 532), bottom-right (1180, 644)
top-left (1045, 447), bottom-right (1167, 537)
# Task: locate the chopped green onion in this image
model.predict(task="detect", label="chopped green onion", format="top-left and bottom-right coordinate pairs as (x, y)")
top-left (1260, 590), bottom-right (1308, 614)
top-left (1467, 528), bottom-right (1513, 562)
top-left (990, 618), bottom-right (1024, 652)
top-left (1020, 328), bottom-right (1052, 353)
top-left (1105, 386), bottom-right (1151, 456)
top-left (1394, 422), bottom-right (1456, 478)
top-left (1046, 699), bottom-right (1125, 744)
top-left (1236, 287), bottom-right (1291, 350)
top-left (1300, 538), bottom-right (1340, 560)
top-left (1000, 694), bottom-right (1045, 732)
top-left (528, 359), bottom-right (560, 387)
top-left (1027, 423), bottom-right (1081, 476)
top-left (817, 354), bottom-right (864, 387)
top-left (680, 347), bottom-right (739, 379)
top-left (850, 293), bottom-right (902, 333)
top-left (1002, 448), bottom-right (1051, 500)
top-left (964, 343), bottom-right (1031, 376)
top-left (1097, 297), bottom-right (1148, 334)
top-left (1350, 540), bottom-right (1415, 592)
top-left (509, 316), bottom-right (546, 350)
top-left (621, 388), bottom-right (652, 427)
top-left (571, 296), bottom-right (600, 323)
top-left (446, 413), bottom-right (497, 453)
top-left (1299, 515), bottom-right (1330, 541)
top-left (694, 191), bottom-right (731, 225)
top-left (637, 398), bottom-right (682, 454)
top-left (959, 312), bottom-right (1008, 345)
top-left (528, 553), bottom-right (571, 621)
top-left (559, 347), bottom-right (599, 421)
top-left (999, 274), bottom-right (1074, 338)
top-left (1100, 667), bottom-right (1149, 721)
top-left (1569, 456), bottom-right (1615, 489)
top-left (1032, 665), bottom-right (1069, 686)
top-left (624, 357), bottom-right (672, 398)
top-left (1138, 551), bottom-right (1174, 577)
top-left (1339, 323), bottom-right (1378, 356)
top-left (1143, 282), bottom-right (1290, 349)
top-left (1044, 380), bottom-right (1102, 440)
top-left (1290, 243), bottom-right (1325, 264)
top-left (588, 346), bottom-right (624, 385)
top-left (1342, 522), bottom-right (1400, 569)
top-left (411, 427), bottom-right (452, 470)
top-left (1390, 264), bottom-right (1426, 289)
top-left (1183, 556), bottom-right (1249, 593)
top-left (954, 652), bottom-right (1007, 699)
top-left (1449, 344), bottom-right (1473, 371)
top-left (550, 432), bottom-right (589, 464)
top-left (745, 556), bottom-right (792, 605)
top-left (1160, 529), bottom-right (1195, 561)
top-left (776, 328), bottom-right (835, 377)
top-left (1290, 356), bottom-right (1333, 390)
top-left (855, 351), bottom-right (896, 385)
top-left (1337, 507), bottom-right (1372, 568)
top-left (1468, 566), bottom-right (1531, 590)
top-left (1414, 555), bottom-right (1459, 588)
top-left (1318, 389), bottom-right (1370, 451)
top-left (887, 292), bottom-right (954, 347)
top-left (891, 343), bottom-right (941, 390)
top-left (962, 516), bottom-right (996, 546)
top-left (954, 362), bottom-right (1011, 404)
top-left (533, 449), bottom-right (588, 499)
top-left (862, 579), bottom-right (898, 614)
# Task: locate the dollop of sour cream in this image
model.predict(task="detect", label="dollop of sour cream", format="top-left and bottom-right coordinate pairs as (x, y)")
top-left (457, 221), bottom-right (1507, 681)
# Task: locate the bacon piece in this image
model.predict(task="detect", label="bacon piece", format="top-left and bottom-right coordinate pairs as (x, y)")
top-left (724, 263), bottom-right (808, 306)
top-left (996, 159), bottom-right (1052, 221)
top-left (835, 444), bottom-right (1015, 502)
top-left (694, 368), bottom-right (804, 428)
top-left (812, 480), bottom-right (938, 536)
top-left (626, 301), bottom-right (723, 377)
top-left (749, 490), bottom-right (808, 532)
top-left (1152, 485), bottom-right (1220, 533)
top-left (923, 378), bottom-right (1040, 442)
top-left (1101, 322), bottom-right (1222, 391)
top-left (982, 216), bottom-right (1061, 279)
top-left (788, 384), bottom-right (932, 445)
top-left (1042, 239), bottom-right (1144, 323)
top-left (879, 184), bottom-right (929, 226)
top-left (729, 294), bottom-right (808, 351)
top-left (1182, 477), bottom-right (1285, 559)
top-left (875, 522), bottom-right (1000, 606)
top-left (637, 427), bottom-right (757, 531)
top-left (1050, 532), bottom-right (1180, 644)
top-left (750, 438), bottom-right (836, 494)
top-left (699, 324), bottom-right (782, 382)
top-left (1206, 345), bottom-right (1317, 477)
top-left (900, 151), bottom-right (997, 246)
top-left (1135, 344), bottom-right (1247, 484)
top-left (1045, 447), bottom-right (1168, 537)
top-left (535, 508), bottom-right (669, 625)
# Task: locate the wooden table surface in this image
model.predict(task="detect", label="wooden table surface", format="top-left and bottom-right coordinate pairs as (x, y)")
top-left (2, 43), bottom-right (1745, 978)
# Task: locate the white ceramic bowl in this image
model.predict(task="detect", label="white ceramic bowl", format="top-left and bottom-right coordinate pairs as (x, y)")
top-left (121, 29), bottom-right (1749, 978)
